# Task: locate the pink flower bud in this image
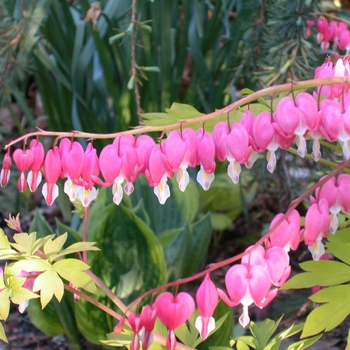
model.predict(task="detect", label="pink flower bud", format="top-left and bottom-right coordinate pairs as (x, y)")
top-left (0, 153), bottom-right (11, 187)
top-left (195, 274), bottom-right (218, 339)
top-left (27, 140), bottom-right (45, 192)
top-left (42, 148), bottom-right (61, 206)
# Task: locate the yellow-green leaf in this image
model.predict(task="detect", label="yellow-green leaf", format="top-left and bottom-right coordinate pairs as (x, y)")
top-left (33, 268), bottom-right (64, 308)
top-left (10, 259), bottom-right (51, 275)
top-left (0, 289), bottom-right (10, 320)
top-left (56, 241), bottom-right (100, 258)
top-left (0, 229), bottom-right (11, 250)
top-left (43, 233), bottom-right (68, 260)
top-left (53, 259), bottom-right (96, 294)
top-left (0, 321), bottom-right (7, 343)
top-left (11, 232), bottom-right (37, 255)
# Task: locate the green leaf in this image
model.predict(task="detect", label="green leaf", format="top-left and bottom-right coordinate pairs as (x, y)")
top-left (43, 232), bottom-right (68, 260)
top-left (0, 289), bottom-right (10, 320)
top-left (56, 241), bottom-right (100, 258)
top-left (11, 232), bottom-right (37, 255)
top-left (325, 240), bottom-right (350, 265)
top-left (182, 212), bottom-right (212, 277)
top-left (281, 260), bottom-right (350, 289)
top-left (130, 177), bottom-right (199, 236)
top-left (302, 285), bottom-right (350, 337)
top-left (0, 321), bottom-right (8, 343)
top-left (53, 259), bottom-right (96, 294)
top-left (33, 268), bottom-right (64, 308)
top-left (198, 301), bottom-right (234, 350)
top-left (27, 298), bottom-right (64, 336)
top-left (165, 102), bottom-right (203, 119)
top-left (75, 188), bottom-right (166, 344)
top-left (11, 259), bottom-right (52, 274)
top-left (29, 209), bottom-right (55, 238)
top-left (0, 229), bottom-right (11, 249)
top-left (175, 309), bottom-right (200, 347)
top-left (249, 316), bottom-right (283, 349)
top-left (285, 334), bottom-right (322, 350)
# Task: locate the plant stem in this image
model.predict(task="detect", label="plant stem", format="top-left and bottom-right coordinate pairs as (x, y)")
top-left (82, 205), bottom-right (90, 264)
top-left (131, 0), bottom-right (143, 119)
top-left (85, 270), bottom-right (127, 313)
top-left (125, 158), bottom-right (350, 310)
top-left (4, 76), bottom-right (350, 149)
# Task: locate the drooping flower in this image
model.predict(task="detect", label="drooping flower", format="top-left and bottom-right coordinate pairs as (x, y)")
top-left (302, 198), bottom-right (330, 261)
top-left (128, 313), bottom-right (144, 350)
top-left (61, 140), bottom-right (85, 201)
top-left (195, 274), bottom-right (218, 339)
top-left (213, 122), bottom-right (252, 184)
top-left (267, 210), bottom-right (301, 252)
top-left (0, 153), bottom-right (11, 187)
top-left (274, 93), bottom-right (318, 158)
top-left (42, 148), bottom-right (62, 206)
top-left (145, 144), bottom-right (173, 204)
top-left (140, 304), bottom-right (157, 350)
top-left (163, 129), bottom-right (197, 192)
top-left (313, 174), bottom-right (350, 233)
top-left (99, 137), bottom-right (138, 205)
top-left (217, 263), bottom-right (276, 327)
top-left (196, 128), bottom-right (216, 190)
top-left (13, 148), bottom-right (34, 192)
top-left (319, 100), bottom-right (350, 160)
top-left (77, 143), bottom-right (100, 207)
top-left (27, 139), bottom-right (45, 192)
top-left (241, 245), bottom-right (291, 287)
top-left (155, 292), bottom-right (195, 350)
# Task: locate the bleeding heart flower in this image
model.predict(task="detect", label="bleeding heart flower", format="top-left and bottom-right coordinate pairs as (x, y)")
top-left (155, 292), bottom-right (195, 350)
top-left (27, 139), bottom-right (45, 192)
top-left (13, 148), bottom-right (34, 192)
top-left (217, 263), bottom-right (275, 327)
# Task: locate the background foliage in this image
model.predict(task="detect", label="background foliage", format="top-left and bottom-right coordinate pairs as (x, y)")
top-left (0, 0), bottom-right (348, 349)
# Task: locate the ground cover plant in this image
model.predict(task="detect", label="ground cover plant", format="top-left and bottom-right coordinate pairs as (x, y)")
top-left (2, 0), bottom-right (350, 349)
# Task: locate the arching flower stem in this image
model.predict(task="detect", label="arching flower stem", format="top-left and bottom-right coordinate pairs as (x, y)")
top-left (4, 77), bottom-right (350, 151)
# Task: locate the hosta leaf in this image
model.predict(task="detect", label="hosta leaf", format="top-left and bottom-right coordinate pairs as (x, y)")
top-left (27, 298), bottom-right (64, 336)
top-left (29, 209), bottom-right (55, 238)
top-left (130, 177), bottom-right (199, 236)
top-left (75, 188), bottom-right (166, 344)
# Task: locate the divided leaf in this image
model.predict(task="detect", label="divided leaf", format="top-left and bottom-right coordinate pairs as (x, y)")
top-left (281, 260), bottom-right (350, 289)
top-left (302, 285), bottom-right (350, 338)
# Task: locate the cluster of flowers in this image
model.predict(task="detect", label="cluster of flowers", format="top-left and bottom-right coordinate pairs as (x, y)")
top-left (118, 173), bottom-right (350, 350)
top-left (1, 56), bottom-right (350, 206)
top-left (306, 16), bottom-right (350, 52)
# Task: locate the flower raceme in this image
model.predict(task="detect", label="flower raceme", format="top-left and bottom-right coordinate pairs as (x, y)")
top-left (4, 56), bottom-right (350, 206)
